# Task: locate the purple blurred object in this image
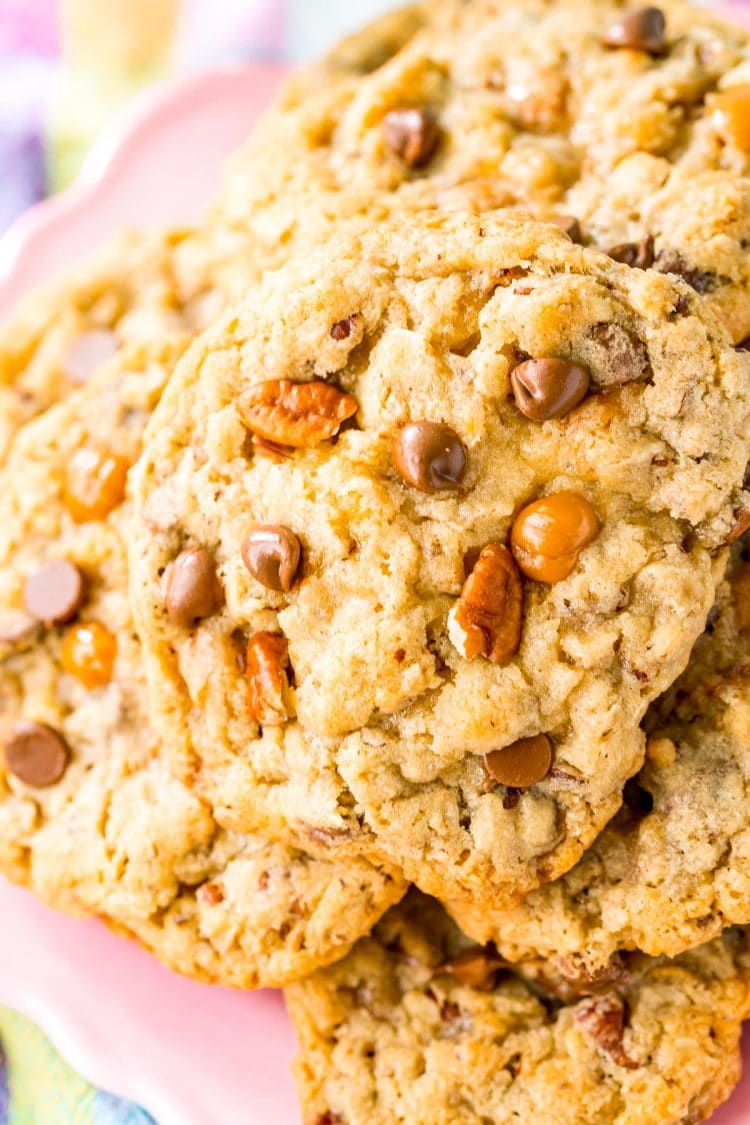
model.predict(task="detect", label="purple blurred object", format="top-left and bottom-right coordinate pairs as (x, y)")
top-left (0, 50), bottom-right (54, 228)
top-left (0, 0), bottom-right (57, 228)
top-left (0, 124), bottom-right (46, 229)
top-left (0, 1039), bottom-right (7, 1124)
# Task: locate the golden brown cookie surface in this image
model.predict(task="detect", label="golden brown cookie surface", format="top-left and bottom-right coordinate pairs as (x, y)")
top-left (130, 210), bottom-right (748, 908)
top-left (285, 892), bottom-right (750, 1125)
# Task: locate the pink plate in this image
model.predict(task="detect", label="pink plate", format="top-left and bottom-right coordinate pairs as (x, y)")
top-left (1, 22), bottom-right (750, 1124)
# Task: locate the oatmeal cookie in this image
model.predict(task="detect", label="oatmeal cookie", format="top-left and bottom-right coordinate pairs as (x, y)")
top-left (0, 2), bottom-right (436, 465)
top-left (448, 533), bottom-right (750, 976)
top-left (285, 892), bottom-right (750, 1125)
top-left (216, 0), bottom-right (750, 343)
top-left (0, 337), bottom-right (404, 989)
top-left (0, 224), bottom-right (257, 464)
top-left (129, 210), bottom-right (748, 909)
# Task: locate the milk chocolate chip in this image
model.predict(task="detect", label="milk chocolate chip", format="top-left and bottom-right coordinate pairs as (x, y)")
top-left (242, 526), bottom-right (301, 592)
top-left (602, 7), bottom-right (666, 55)
top-left (605, 237), bottom-right (654, 270)
top-left (392, 422), bottom-right (467, 492)
top-left (4, 721), bottom-right (70, 787)
top-left (382, 108), bottom-right (439, 167)
top-left (511, 358), bottom-right (590, 421)
top-left (165, 546), bottom-right (224, 628)
top-left (23, 560), bottom-right (85, 626)
top-left (551, 215), bottom-right (583, 244)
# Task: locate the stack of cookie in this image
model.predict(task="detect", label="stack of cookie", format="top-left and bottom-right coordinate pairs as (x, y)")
top-left (3, 1), bottom-right (750, 1121)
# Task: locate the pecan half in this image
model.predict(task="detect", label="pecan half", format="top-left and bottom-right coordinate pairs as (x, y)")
top-left (448, 544), bottom-right (522, 664)
top-left (237, 380), bottom-right (358, 449)
top-left (246, 631), bottom-right (293, 725)
top-left (577, 996), bottom-right (639, 1069)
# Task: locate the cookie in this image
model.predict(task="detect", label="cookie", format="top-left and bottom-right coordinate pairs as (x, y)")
top-left (0, 336), bottom-right (404, 989)
top-left (446, 532), bottom-right (750, 978)
top-left (285, 892), bottom-right (750, 1125)
top-left (129, 210), bottom-right (748, 911)
top-left (0, 224), bottom-right (256, 465)
top-left (216, 0), bottom-right (750, 344)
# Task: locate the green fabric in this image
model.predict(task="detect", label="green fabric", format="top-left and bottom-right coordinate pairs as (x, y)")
top-left (0, 1009), bottom-right (153, 1123)
top-left (0, 1009), bottom-right (95, 1124)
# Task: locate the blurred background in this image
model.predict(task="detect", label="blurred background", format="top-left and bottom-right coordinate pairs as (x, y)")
top-left (0, 0), bottom-right (404, 231)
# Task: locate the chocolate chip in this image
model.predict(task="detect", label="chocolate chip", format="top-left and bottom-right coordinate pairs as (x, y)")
top-left (4, 721), bottom-right (70, 787)
top-left (242, 525), bottom-right (301, 592)
top-left (437, 947), bottom-right (506, 991)
top-left (587, 323), bottom-right (651, 387)
top-left (382, 108), bottom-right (440, 168)
top-left (165, 546), bottom-right (224, 628)
top-left (0, 610), bottom-right (39, 645)
top-left (315, 1114), bottom-right (346, 1125)
top-left (602, 7), bottom-right (666, 55)
top-left (605, 236), bottom-right (654, 270)
top-left (485, 734), bottom-right (553, 789)
top-left (653, 249), bottom-right (716, 294)
top-left (550, 215), bottom-right (584, 244)
top-left (391, 422), bottom-right (467, 492)
top-left (511, 358), bottom-right (591, 421)
top-left (23, 560), bottom-right (85, 626)
top-left (62, 330), bottom-right (118, 384)
top-left (577, 996), bottom-right (640, 1069)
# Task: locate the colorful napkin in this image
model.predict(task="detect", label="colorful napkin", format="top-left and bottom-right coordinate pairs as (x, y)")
top-left (0, 1010), bottom-right (153, 1123)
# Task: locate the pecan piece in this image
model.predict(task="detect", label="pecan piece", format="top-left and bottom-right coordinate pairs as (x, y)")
top-left (558, 953), bottom-right (629, 995)
top-left (587, 323), bottom-right (651, 387)
top-left (577, 996), bottom-right (639, 1069)
top-left (726, 507), bottom-right (750, 545)
top-left (246, 631), bottom-right (293, 725)
top-left (436, 946), bottom-right (506, 991)
top-left (198, 882), bottom-right (224, 906)
top-left (448, 544), bottom-right (522, 663)
top-left (237, 380), bottom-right (357, 449)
